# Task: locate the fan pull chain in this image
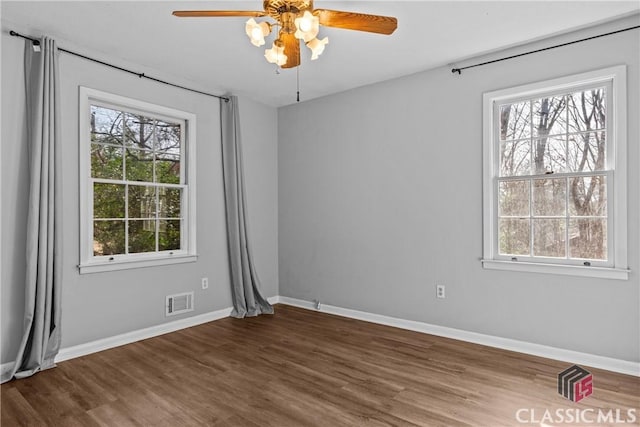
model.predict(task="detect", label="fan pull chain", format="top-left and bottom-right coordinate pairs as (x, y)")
top-left (274, 23), bottom-right (281, 75)
top-left (296, 65), bottom-right (300, 102)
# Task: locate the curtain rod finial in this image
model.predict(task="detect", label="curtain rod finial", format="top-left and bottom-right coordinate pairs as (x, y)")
top-left (452, 68), bottom-right (461, 75)
top-left (10, 30), bottom-right (40, 51)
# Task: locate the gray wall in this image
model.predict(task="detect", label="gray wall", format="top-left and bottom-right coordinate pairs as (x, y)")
top-left (1, 31), bottom-right (278, 363)
top-left (278, 15), bottom-right (640, 363)
top-left (3, 14), bottom-right (638, 367)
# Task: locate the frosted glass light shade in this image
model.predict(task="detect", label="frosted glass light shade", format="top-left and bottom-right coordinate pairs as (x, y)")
top-left (264, 42), bottom-right (287, 66)
top-left (245, 18), bottom-right (270, 47)
top-left (294, 11), bottom-right (319, 42)
top-left (306, 36), bottom-right (328, 60)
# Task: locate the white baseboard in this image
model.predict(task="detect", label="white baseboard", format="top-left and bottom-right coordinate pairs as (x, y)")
top-left (2, 295), bottom-right (636, 384)
top-left (1, 309), bottom-right (232, 384)
top-left (56, 306), bottom-right (234, 363)
top-left (267, 295), bottom-right (280, 305)
top-left (277, 296), bottom-right (640, 377)
top-left (57, 296), bottom-right (280, 364)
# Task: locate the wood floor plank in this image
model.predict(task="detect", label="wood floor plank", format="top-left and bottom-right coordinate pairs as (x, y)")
top-left (1, 386), bottom-right (48, 426)
top-left (1, 304), bottom-right (638, 426)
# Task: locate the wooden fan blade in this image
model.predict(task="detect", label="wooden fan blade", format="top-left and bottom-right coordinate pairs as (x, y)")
top-left (280, 32), bottom-right (301, 69)
top-left (172, 10), bottom-right (267, 18)
top-left (313, 9), bottom-right (397, 35)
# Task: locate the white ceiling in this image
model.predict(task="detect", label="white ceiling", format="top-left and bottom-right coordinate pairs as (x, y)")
top-left (2, 1), bottom-right (638, 107)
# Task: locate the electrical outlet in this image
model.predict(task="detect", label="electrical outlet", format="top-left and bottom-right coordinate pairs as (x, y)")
top-left (436, 284), bottom-right (445, 299)
top-left (201, 277), bottom-right (209, 290)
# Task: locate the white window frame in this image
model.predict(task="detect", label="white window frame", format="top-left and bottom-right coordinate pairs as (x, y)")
top-left (79, 87), bottom-right (197, 273)
top-left (482, 66), bottom-right (628, 280)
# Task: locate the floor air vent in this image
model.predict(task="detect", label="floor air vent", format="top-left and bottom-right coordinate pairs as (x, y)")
top-left (166, 292), bottom-right (194, 316)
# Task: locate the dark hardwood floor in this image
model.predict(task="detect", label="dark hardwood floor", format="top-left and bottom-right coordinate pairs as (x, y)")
top-left (2, 304), bottom-right (638, 426)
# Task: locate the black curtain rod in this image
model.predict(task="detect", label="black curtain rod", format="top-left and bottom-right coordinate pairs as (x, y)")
top-left (451, 25), bottom-right (640, 75)
top-left (9, 30), bottom-right (229, 101)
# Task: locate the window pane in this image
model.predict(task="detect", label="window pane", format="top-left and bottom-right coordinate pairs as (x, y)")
top-left (569, 218), bottom-right (607, 260)
top-left (567, 88), bottom-right (606, 133)
top-left (125, 148), bottom-right (154, 182)
top-left (499, 180), bottom-right (529, 216)
top-left (91, 144), bottom-right (123, 179)
top-left (532, 136), bottom-right (566, 174)
top-left (128, 220), bottom-right (156, 253)
top-left (568, 131), bottom-right (605, 172)
top-left (128, 185), bottom-right (155, 219)
top-left (500, 102), bottom-right (531, 140)
top-left (155, 120), bottom-right (181, 184)
top-left (156, 121), bottom-right (181, 155)
top-left (159, 220), bottom-right (181, 251)
top-left (500, 140), bottom-right (531, 177)
top-left (532, 178), bottom-right (566, 216)
top-left (93, 183), bottom-right (125, 218)
top-left (93, 220), bottom-right (125, 255)
top-left (159, 187), bottom-right (182, 218)
top-left (124, 114), bottom-right (154, 149)
top-left (533, 96), bottom-right (566, 137)
top-left (91, 106), bottom-right (122, 145)
top-left (499, 218), bottom-right (530, 256)
top-left (569, 176), bottom-right (606, 216)
top-left (533, 219), bottom-right (566, 258)
top-left (156, 154), bottom-right (180, 184)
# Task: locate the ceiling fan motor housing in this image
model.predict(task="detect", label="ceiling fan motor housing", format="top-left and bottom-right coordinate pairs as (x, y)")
top-left (264, 0), bottom-right (313, 21)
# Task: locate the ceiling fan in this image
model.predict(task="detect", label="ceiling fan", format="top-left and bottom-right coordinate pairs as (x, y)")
top-left (172, 0), bottom-right (398, 69)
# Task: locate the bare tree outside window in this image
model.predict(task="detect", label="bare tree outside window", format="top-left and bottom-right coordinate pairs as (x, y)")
top-left (497, 86), bottom-right (607, 261)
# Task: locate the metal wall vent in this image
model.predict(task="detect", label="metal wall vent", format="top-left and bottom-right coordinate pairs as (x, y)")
top-left (166, 291), bottom-right (194, 316)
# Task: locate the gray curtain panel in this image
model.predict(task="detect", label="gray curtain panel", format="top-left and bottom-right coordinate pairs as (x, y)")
top-left (11, 37), bottom-right (63, 379)
top-left (220, 96), bottom-right (274, 318)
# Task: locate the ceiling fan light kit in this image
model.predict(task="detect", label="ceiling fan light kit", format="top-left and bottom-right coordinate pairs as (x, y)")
top-left (173, 0), bottom-right (397, 69)
top-left (294, 11), bottom-right (320, 42)
top-left (306, 36), bottom-right (328, 60)
top-left (245, 18), bottom-right (271, 47)
top-left (264, 38), bottom-right (288, 66)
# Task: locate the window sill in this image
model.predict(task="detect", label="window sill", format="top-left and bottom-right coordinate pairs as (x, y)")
top-left (79, 254), bottom-right (198, 274)
top-left (481, 259), bottom-right (629, 280)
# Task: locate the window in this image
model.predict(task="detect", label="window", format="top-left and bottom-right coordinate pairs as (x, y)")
top-left (79, 87), bottom-right (197, 273)
top-left (482, 67), bottom-right (628, 279)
